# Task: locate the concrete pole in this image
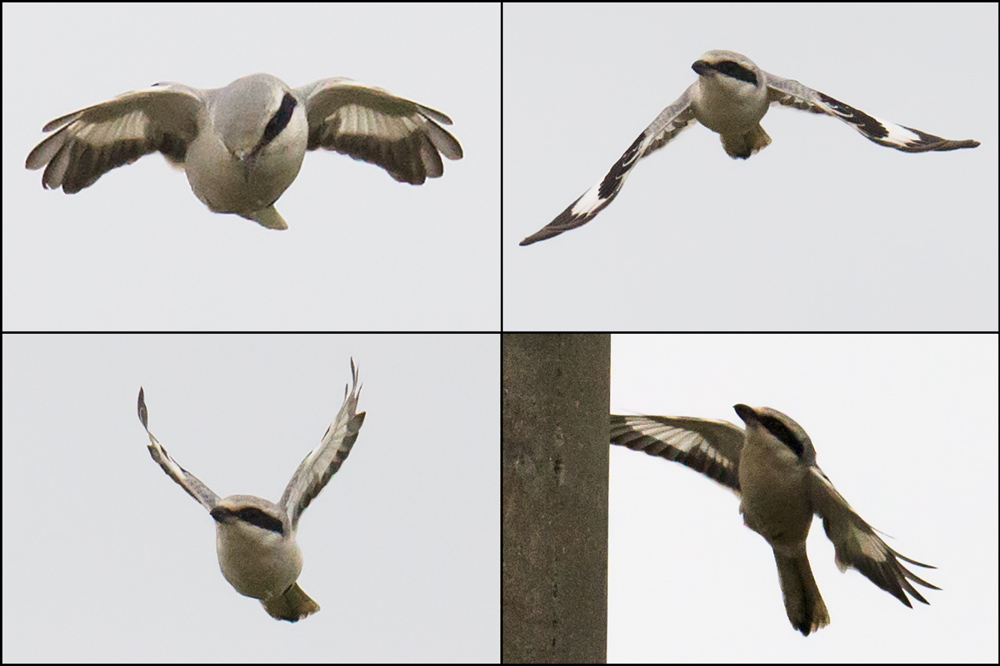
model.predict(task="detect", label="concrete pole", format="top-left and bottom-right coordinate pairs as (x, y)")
top-left (502, 334), bottom-right (610, 663)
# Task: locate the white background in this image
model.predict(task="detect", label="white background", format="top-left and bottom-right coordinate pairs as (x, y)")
top-left (609, 334), bottom-right (998, 661)
top-left (2, 334), bottom-right (499, 661)
top-left (503, 3), bottom-right (998, 330)
top-left (3, 3), bottom-right (499, 330)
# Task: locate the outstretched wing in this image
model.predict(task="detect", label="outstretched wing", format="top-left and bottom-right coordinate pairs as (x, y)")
top-left (280, 359), bottom-right (366, 530)
top-left (137, 387), bottom-right (220, 511)
top-left (765, 72), bottom-right (980, 152)
top-left (26, 84), bottom-right (203, 193)
top-left (295, 78), bottom-right (462, 185)
top-left (609, 413), bottom-right (744, 492)
top-left (520, 84), bottom-right (699, 246)
top-left (807, 465), bottom-right (939, 606)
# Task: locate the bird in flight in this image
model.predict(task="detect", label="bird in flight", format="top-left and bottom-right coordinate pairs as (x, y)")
top-left (27, 75), bottom-right (462, 230)
top-left (137, 360), bottom-right (365, 621)
top-left (521, 50), bottom-right (979, 246)
top-left (610, 403), bottom-right (938, 636)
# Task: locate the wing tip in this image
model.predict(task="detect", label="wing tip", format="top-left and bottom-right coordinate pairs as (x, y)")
top-left (346, 357), bottom-right (361, 399)
top-left (137, 386), bottom-right (148, 428)
top-left (520, 209), bottom-right (591, 246)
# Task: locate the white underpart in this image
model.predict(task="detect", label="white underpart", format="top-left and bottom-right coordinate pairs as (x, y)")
top-left (521, 49), bottom-right (978, 246)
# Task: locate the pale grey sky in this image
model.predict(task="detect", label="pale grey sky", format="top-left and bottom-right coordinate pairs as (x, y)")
top-left (504, 3), bottom-right (998, 330)
top-left (609, 334), bottom-right (997, 661)
top-left (2, 334), bottom-right (499, 661)
top-left (3, 3), bottom-right (499, 330)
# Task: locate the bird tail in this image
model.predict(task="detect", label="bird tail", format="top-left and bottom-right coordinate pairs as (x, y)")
top-left (722, 124), bottom-right (771, 159)
top-left (261, 582), bottom-right (320, 622)
top-left (773, 550), bottom-right (830, 636)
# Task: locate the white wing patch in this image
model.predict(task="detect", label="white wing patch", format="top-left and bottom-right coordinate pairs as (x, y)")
top-left (522, 52), bottom-right (979, 247)
top-left (807, 466), bottom-right (939, 606)
top-left (296, 78), bottom-right (462, 185)
top-left (610, 413), bottom-right (744, 492)
top-left (765, 74), bottom-right (980, 153)
top-left (26, 85), bottom-right (203, 194)
top-left (520, 86), bottom-right (698, 246)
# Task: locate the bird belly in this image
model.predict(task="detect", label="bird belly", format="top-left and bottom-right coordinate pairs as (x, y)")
top-left (185, 127), bottom-right (306, 217)
top-left (738, 447), bottom-right (812, 551)
top-left (215, 525), bottom-right (303, 601)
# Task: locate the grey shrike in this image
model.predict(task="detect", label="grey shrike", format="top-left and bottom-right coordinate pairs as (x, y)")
top-left (610, 404), bottom-right (938, 636)
top-left (521, 49), bottom-right (979, 245)
top-left (27, 74), bottom-right (462, 230)
top-left (137, 360), bottom-right (365, 621)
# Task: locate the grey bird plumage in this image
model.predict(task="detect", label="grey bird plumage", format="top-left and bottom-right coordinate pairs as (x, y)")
top-left (137, 360), bottom-right (365, 621)
top-left (27, 74), bottom-right (462, 229)
top-left (522, 49), bottom-right (979, 245)
top-left (610, 403), bottom-right (938, 636)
